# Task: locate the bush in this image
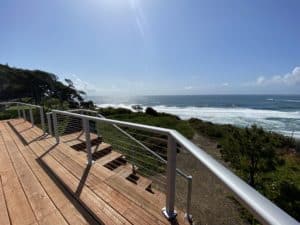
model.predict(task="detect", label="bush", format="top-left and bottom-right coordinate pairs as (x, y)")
top-left (97, 107), bottom-right (132, 117)
top-left (145, 107), bottom-right (158, 116)
top-left (80, 100), bottom-right (95, 109)
top-left (296, 140), bottom-right (300, 153)
top-left (274, 181), bottom-right (300, 221)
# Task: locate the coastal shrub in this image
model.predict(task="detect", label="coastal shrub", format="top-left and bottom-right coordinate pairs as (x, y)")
top-left (103, 109), bottom-right (195, 139)
top-left (97, 107), bottom-right (132, 117)
top-left (220, 125), bottom-right (281, 188)
top-left (295, 140), bottom-right (300, 153)
top-left (219, 124), bottom-right (300, 220)
top-left (41, 97), bottom-right (69, 110)
top-left (145, 107), bottom-right (159, 116)
top-left (274, 181), bottom-right (300, 221)
top-left (80, 100), bottom-right (95, 109)
top-left (0, 106), bottom-right (18, 120)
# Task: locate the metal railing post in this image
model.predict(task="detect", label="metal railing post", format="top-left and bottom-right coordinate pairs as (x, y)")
top-left (83, 118), bottom-right (93, 165)
top-left (162, 135), bottom-right (177, 220)
top-left (39, 107), bottom-right (46, 133)
top-left (29, 108), bottom-right (34, 127)
top-left (17, 103), bottom-right (21, 118)
top-left (47, 113), bottom-right (53, 136)
top-left (185, 175), bottom-right (193, 223)
top-left (52, 112), bottom-right (59, 143)
top-left (22, 108), bottom-right (26, 120)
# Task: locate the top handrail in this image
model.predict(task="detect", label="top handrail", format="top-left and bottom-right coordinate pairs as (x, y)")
top-left (52, 109), bottom-right (299, 225)
top-left (53, 109), bottom-right (171, 135)
top-left (1, 101), bottom-right (46, 132)
top-left (1, 101), bottom-right (42, 108)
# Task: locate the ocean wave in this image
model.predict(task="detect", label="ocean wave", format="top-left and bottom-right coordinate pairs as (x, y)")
top-left (152, 105), bottom-right (300, 119)
top-left (96, 103), bottom-right (139, 111)
top-left (96, 103), bottom-right (300, 137)
top-left (266, 98), bottom-right (300, 103)
top-left (282, 99), bottom-right (300, 103)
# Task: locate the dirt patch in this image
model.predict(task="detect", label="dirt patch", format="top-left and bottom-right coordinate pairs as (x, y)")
top-left (175, 134), bottom-right (247, 225)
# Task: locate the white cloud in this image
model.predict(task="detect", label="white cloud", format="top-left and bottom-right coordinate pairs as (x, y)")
top-left (256, 76), bottom-right (265, 85)
top-left (129, 0), bottom-right (146, 39)
top-left (184, 86), bottom-right (193, 90)
top-left (74, 78), bottom-right (88, 90)
top-left (69, 75), bottom-right (97, 94)
top-left (222, 82), bottom-right (229, 87)
top-left (256, 67), bottom-right (300, 86)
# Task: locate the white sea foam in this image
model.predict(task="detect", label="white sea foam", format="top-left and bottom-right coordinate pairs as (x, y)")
top-left (96, 103), bottom-right (300, 137)
top-left (266, 98), bottom-right (300, 103)
top-left (283, 99), bottom-right (300, 103)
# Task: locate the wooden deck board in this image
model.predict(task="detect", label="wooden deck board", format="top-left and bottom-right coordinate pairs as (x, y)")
top-left (2, 122), bottom-right (98, 225)
top-left (0, 124), bottom-right (68, 224)
top-left (4, 119), bottom-right (188, 225)
top-left (0, 123), bottom-right (38, 225)
top-left (0, 175), bottom-right (11, 225)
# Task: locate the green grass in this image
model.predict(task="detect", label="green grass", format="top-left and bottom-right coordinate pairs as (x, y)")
top-left (100, 110), bottom-right (195, 139)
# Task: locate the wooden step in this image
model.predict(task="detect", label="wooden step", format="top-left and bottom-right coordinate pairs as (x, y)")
top-left (137, 175), bottom-right (153, 191)
top-left (104, 156), bottom-right (127, 171)
top-left (61, 131), bottom-right (101, 147)
top-left (70, 138), bottom-right (104, 152)
top-left (116, 164), bottom-right (134, 178)
top-left (96, 151), bottom-right (123, 165)
top-left (91, 142), bottom-right (112, 154)
top-left (60, 131), bottom-right (90, 142)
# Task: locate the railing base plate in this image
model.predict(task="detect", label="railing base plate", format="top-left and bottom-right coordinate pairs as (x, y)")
top-left (162, 207), bottom-right (177, 220)
top-left (184, 213), bottom-right (193, 224)
top-left (87, 160), bottom-right (95, 165)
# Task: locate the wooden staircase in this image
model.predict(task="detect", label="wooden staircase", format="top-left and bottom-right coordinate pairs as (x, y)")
top-left (60, 132), bottom-right (155, 194)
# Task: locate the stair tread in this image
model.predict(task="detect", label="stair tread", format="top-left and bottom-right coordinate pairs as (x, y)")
top-left (91, 143), bottom-right (111, 153)
top-left (96, 151), bottom-right (123, 165)
top-left (61, 131), bottom-right (99, 143)
top-left (116, 164), bottom-right (134, 178)
top-left (61, 132), bottom-right (101, 148)
top-left (137, 175), bottom-right (153, 190)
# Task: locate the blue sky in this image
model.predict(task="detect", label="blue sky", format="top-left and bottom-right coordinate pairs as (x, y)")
top-left (1, 0), bottom-right (300, 95)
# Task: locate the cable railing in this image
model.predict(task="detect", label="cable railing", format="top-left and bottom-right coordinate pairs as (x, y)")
top-left (1, 104), bottom-right (298, 225)
top-left (0, 101), bottom-right (46, 132)
top-left (49, 109), bottom-right (299, 225)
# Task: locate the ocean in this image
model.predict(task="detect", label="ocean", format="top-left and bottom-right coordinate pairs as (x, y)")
top-left (89, 95), bottom-right (300, 138)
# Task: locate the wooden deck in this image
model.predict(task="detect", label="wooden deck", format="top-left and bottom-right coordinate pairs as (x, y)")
top-left (0, 119), bottom-right (187, 225)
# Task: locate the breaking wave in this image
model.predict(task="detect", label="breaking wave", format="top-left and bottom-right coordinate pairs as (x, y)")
top-left (96, 103), bottom-right (300, 138)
